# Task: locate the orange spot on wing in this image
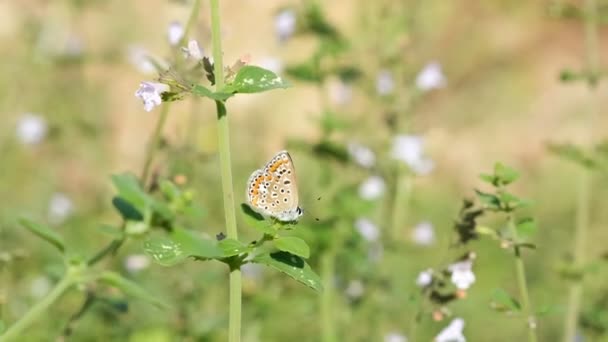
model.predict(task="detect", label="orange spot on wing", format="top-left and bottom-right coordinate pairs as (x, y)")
top-left (269, 160), bottom-right (286, 172)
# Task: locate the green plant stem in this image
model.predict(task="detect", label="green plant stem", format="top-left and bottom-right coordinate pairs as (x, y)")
top-left (508, 216), bottom-right (537, 342)
top-left (320, 251), bottom-right (337, 342)
top-left (0, 275), bottom-right (74, 342)
top-left (209, 1), bottom-right (241, 341)
top-left (391, 165), bottom-right (411, 240)
top-left (141, 103), bottom-right (171, 184)
top-left (564, 0), bottom-right (598, 340)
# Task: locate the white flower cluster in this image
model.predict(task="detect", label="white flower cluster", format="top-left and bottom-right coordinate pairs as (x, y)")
top-left (416, 268), bottom-right (434, 288)
top-left (167, 21), bottom-right (184, 46)
top-left (411, 221), bottom-right (435, 246)
top-left (48, 192), bottom-right (74, 224)
top-left (448, 259), bottom-right (476, 290)
top-left (416, 62), bottom-right (446, 92)
top-left (182, 39), bottom-right (204, 60)
top-left (16, 113), bottom-right (47, 145)
top-left (355, 218), bottom-right (380, 242)
top-left (391, 135), bottom-right (434, 175)
top-left (135, 82), bottom-right (170, 112)
top-left (384, 332), bottom-right (408, 342)
top-left (347, 142), bottom-right (376, 168)
top-left (275, 9), bottom-right (296, 42)
top-left (435, 318), bottom-right (466, 342)
top-left (359, 175), bottom-right (385, 200)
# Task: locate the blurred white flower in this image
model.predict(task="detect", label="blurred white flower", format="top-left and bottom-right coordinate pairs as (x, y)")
top-left (359, 175), bottom-right (385, 200)
top-left (416, 61), bottom-right (446, 92)
top-left (376, 70), bottom-right (394, 96)
top-left (448, 260), bottom-right (475, 290)
top-left (345, 279), bottom-right (365, 299)
top-left (257, 56), bottom-right (284, 74)
top-left (242, 263), bottom-right (264, 281)
top-left (48, 193), bottom-right (73, 224)
top-left (412, 221), bottom-right (435, 246)
top-left (182, 39), bottom-right (203, 60)
top-left (347, 142), bottom-right (375, 168)
top-left (127, 45), bottom-right (156, 75)
top-left (385, 332), bottom-right (408, 342)
top-left (124, 254), bottom-right (150, 273)
top-left (435, 318), bottom-right (466, 342)
top-left (355, 218), bottom-right (379, 242)
top-left (135, 82), bottom-right (170, 112)
top-left (16, 113), bottom-right (47, 145)
top-left (416, 268), bottom-right (433, 288)
top-left (30, 276), bottom-right (51, 299)
top-left (167, 21), bottom-right (184, 46)
top-left (275, 9), bottom-right (296, 42)
top-left (391, 135), bottom-right (434, 175)
top-left (328, 79), bottom-right (353, 106)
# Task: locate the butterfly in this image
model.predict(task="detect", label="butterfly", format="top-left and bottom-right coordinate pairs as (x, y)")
top-left (246, 150), bottom-right (303, 222)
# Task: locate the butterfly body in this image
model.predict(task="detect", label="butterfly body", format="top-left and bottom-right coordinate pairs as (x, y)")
top-left (247, 150), bottom-right (303, 222)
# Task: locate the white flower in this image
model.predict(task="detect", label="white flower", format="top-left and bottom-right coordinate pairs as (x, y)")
top-left (182, 39), bottom-right (203, 60)
top-left (391, 135), bottom-right (434, 175)
top-left (275, 9), bottom-right (296, 42)
top-left (385, 332), bottom-right (408, 342)
top-left (135, 82), bottom-right (170, 112)
top-left (328, 79), bottom-right (353, 106)
top-left (416, 268), bottom-right (433, 288)
top-left (167, 21), bottom-right (184, 46)
top-left (347, 142), bottom-right (375, 168)
top-left (345, 279), bottom-right (365, 299)
top-left (124, 254), bottom-right (150, 273)
top-left (412, 221), bottom-right (435, 246)
top-left (16, 113), bottom-right (47, 145)
top-left (355, 218), bottom-right (380, 242)
top-left (48, 193), bottom-right (73, 224)
top-left (242, 263), bottom-right (263, 280)
top-left (30, 276), bottom-right (51, 299)
top-left (127, 45), bottom-right (156, 75)
top-left (376, 70), bottom-right (394, 95)
top-left (257, 56), bottom-right (284, 74)
top-left (416, 61), bottom-right (446, 91)
top-left (435, 318), bottom-right (466, 342)
top-left (448, 260), bottom-right (475, 290)
top-left (359, 175), bottom-right (385, 200)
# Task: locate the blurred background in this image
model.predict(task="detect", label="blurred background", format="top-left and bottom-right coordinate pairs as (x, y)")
top-left (1, 0), bottom-right (608, 341)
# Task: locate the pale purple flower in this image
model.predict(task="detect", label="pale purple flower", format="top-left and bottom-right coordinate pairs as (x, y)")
top-left (275, 9), bottom-right (296, 42)
top-left (416, 269), bottom-right (433, 288)
top-left (182, 39), bottom-right (203, 60)
top-left (385, 332), bottom-right (408, 342)
top-left (416, 61), bottom-right (446, 91)
top-left (347, 142), bottom-right (375, 168)
top-left (391, 135), bottom-right (434, 175)
top-left (124, 254), bottom-right (150, 273)
top-left (16, 113), bottom-right (47, 145)
top-left (135, 82), bottom-right (170, 112)
top-left (448, 260), bottom-right (475, 290)
top-left (412, 221), bottom-right (435, 246)
top-left (127, 45), bottom-right (156, 75)
top-left (359, 175), bottom-right (385, 200)
top-left (376, 70), bottom-right (394, 95)
top-left (48, 193), bottom-right (73, 224)
top-left (355, 218), bottom-right (379, 242)
top-left (167, 21), bottom-right (184, 46)
top-left (435, 318), bottom-right (466, 342)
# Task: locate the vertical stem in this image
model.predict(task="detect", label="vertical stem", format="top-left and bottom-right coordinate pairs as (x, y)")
top-left (508, 216), bottom-right (537, 342)
top-left (209, 1), bottom-right (241, 341)
top-left (320, 252), bottom-right (336, 342)
top-left (140, 103), bottom-right (171, 184)
top-left (391, 166), bottom-right (411, 240)
top-left (564, 0), bottom-right (598, 340)
top-left (0, 275), bottom-right (74, 342)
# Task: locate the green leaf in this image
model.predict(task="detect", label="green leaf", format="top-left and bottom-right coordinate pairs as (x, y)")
top-left (474, 190), bottom-right (501, 210)
top-left (494, 163), bottom-right (520, 185)
top-left (191, 84), bottom-right (234, 101)
top-left (219, 238), bottom-right (250, 257)
top-left (98, 272), bottom-right (167, 309)
top-left (253, 251), bottom-right (323, 292)
top-left (491, 288), bottom-right (521, 312)
top-left (274, 236), bottom-right (310, 259)
top-left (241, 203), bottom-right (275, 234)
top-left (285, 61), bottom-right (322, 83)
top-left (479, 173), bottom-right (497, 185)
top-left (143, 236), bottom-right (188, 266)
top-left (516, 218), bottom-right (537, 239)
top-left (475, 225), bottom-right (499, 239)
top-left (18, 218), bottom-right (65, 254)
top-left (547, 142), bottom-right (596, 169)
top-left (111, 173), bottom-right (147, 211)
top-left (125, 221), bottom-right (149, 235)
top-left (223, 66), bottom-right (290, 94)
top-left (97, 224), bottom-right (124, 239)
top-left (111, 197), bottom-right (143, 221)
top-left (171, 228), bottom-right (224, 259)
